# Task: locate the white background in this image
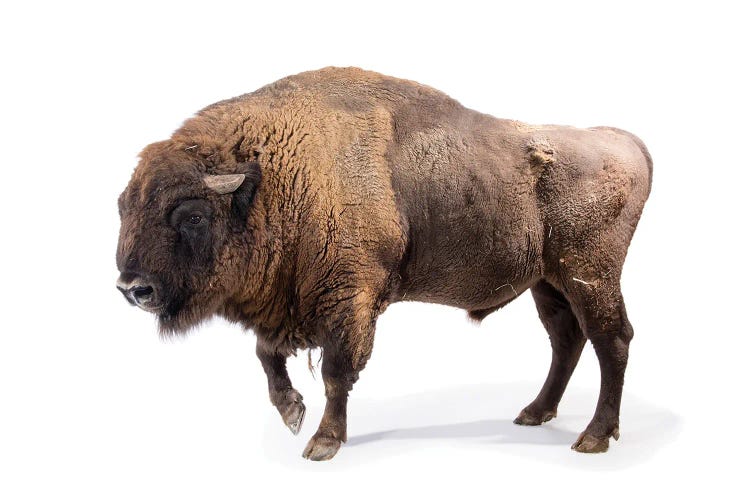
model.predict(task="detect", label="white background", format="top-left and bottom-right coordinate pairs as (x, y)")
top-left (1, 1), bottom-right (747, 498)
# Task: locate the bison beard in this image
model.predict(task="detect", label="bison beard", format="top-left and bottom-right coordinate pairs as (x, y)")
top-left (116, 67), bottom-right (652, 461)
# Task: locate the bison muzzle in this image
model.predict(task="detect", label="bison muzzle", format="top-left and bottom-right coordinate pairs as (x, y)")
top-left (116, 67), bottom-right (652, 461)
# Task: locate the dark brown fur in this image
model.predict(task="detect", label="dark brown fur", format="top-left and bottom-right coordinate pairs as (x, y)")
top-left (116, 67), bottom-right (652, 460)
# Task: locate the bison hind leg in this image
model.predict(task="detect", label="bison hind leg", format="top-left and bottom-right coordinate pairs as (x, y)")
top-left (514, 280), bottom-right (586, 426)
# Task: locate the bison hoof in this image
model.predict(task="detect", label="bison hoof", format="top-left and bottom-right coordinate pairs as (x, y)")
top-left (571, 428), bottom-right (619, 453)
top-left (275, 389), bottom-right (306, 435)
top-left (514, 407), bottom-right (557, 426)
top-left (302, 434), bottom-right (342, 461)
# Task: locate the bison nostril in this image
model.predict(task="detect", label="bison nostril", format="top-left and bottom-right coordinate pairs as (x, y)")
top-left (132, 285), bottom-right (152, 297)
top-left (116, 275), bottom-right (159, 310)
top-left (131, 285), bottom-right (154, 301)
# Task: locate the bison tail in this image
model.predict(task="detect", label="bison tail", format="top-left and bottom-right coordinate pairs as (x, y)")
top-left (625, 131), bottom-right (653, 189)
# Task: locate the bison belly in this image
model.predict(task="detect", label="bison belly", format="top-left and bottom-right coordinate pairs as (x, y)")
top-left (387, 125), bottom-right (544, 311)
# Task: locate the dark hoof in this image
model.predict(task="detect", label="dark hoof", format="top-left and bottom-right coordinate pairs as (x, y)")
top-left (275, 389), bottom-right (306, 435)
top-left (513, 407), bottom-right (557, 426)
top-left (302, 434), bottom-right (342, 461)
top-left (571, 428), bottom-right (619, 453)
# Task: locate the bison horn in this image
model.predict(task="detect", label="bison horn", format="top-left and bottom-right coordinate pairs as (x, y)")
top-left (203, 174), bottom-right (246, 194)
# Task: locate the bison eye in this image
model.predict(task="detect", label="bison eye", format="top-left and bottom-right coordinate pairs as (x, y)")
top-left (169, 199), bottom-right (212, 230)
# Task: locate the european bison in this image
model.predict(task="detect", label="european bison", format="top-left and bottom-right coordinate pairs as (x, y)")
top-left (116, 67), bottom-right (652, 460)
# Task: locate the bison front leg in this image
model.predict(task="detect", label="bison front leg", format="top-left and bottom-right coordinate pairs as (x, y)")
top-left (302, 310), bottom-right (376, 461)
top-left (256, 343), bottom-right (306, 435)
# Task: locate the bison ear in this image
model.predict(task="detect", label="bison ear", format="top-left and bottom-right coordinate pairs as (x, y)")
top-left (230, 162), bottom-right (262, 229)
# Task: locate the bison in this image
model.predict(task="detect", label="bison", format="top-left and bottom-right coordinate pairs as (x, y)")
top-left (116, 67), bottom-right (652, 461)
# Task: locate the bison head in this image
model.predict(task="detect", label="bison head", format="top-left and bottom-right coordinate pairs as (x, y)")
top-left (116, 140), bottom-right (262, 334)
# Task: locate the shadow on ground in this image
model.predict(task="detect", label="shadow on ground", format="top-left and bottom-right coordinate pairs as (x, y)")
top-left (263, 382), bottom-right (681, 469)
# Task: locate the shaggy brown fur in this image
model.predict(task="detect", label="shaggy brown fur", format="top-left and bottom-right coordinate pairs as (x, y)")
top-left (116, 67), bottom-right (652, 460)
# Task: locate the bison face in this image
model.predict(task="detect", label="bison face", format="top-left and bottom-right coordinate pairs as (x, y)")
top-left (116, 141), bottom-right (261, 334)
